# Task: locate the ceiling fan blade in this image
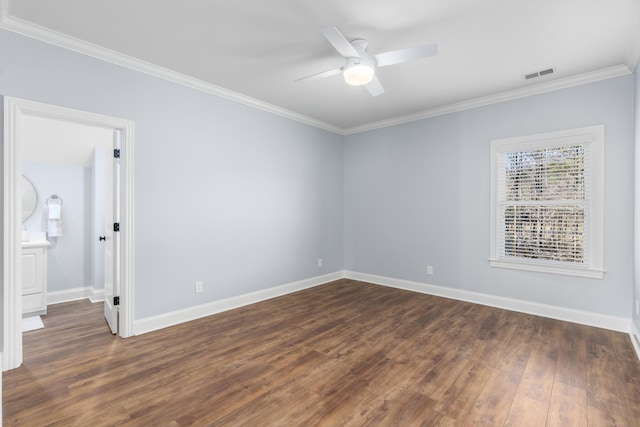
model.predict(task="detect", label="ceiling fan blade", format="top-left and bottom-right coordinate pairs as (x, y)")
top-left (295, 67), bottom-right (343, 82)
top-left (320, 26), bottom-right (360, 58)
top-left (374, 43), bottom-right (438, 67)
top-left (365, 75), bottom-right (385, 97)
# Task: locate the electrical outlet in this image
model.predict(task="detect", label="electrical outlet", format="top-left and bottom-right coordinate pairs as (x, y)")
top-left (427, 266), bottom-right (433, 275)
top-left (636, 299), bottom-right (640, 317)
top-left (318, 258), bottom-right (323, 267)
top-left (195, 281), bottom-right (204, 293)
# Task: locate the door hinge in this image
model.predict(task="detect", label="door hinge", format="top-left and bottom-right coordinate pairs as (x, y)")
top-left (113, 296), bottom-right (120, 306)
top-left (114, 222), bottom-right (120, 232)
top-left (114, 148), bottom-right (121, 158)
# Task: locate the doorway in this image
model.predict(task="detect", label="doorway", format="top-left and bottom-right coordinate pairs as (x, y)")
top-left (21, 116), bottom-right (112, 310)
top-left (3, 97), bottom-right (135, 371)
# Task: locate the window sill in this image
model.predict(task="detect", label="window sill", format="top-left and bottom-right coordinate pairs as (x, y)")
top-left (489, 259), bottom-right (604, 279)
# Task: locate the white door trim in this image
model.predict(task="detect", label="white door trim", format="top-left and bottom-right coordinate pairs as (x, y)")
top-left (3, 97), bottom-right (135, 371)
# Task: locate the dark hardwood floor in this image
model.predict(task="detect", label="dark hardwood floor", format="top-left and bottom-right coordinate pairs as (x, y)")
top-left (4, 279), bottom-right (640, 426)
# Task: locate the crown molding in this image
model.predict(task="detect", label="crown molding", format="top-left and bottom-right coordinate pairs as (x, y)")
top-left (0, 14), bottom-right (344, 135)
top-left (344, 65), bottom-right (632, 135)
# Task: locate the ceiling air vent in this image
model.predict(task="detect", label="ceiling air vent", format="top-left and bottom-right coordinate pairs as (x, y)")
top-left (524, 68), bottom-right (554, 80)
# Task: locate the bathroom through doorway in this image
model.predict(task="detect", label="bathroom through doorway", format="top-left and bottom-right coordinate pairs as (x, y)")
top-left (3, 97), bottom-right (135, 371)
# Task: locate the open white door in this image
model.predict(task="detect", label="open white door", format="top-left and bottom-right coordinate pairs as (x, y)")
top-left (103, 131), bottom-right (121, 334)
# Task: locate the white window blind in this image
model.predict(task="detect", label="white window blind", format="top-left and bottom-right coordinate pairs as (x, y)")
top-left (490, 126), bottom-right (604, 278)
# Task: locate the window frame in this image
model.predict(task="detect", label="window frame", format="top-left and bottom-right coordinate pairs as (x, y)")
top-left (489, 125), bottom-right (604, 278)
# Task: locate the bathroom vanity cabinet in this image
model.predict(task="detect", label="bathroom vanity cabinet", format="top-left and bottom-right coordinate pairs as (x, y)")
top-left (22, 241), bottom-right (50, 316)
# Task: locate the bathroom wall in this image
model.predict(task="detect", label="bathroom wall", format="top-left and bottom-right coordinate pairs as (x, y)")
top-left (22, 161), bottom-right (93, 292)
top-left (92, 147), bottom-right (106, 292)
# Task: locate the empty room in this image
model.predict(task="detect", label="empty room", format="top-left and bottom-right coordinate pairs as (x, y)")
top-left (2, 1), bottom-right (640, 426)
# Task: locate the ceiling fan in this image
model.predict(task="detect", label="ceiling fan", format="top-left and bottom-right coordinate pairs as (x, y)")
top-left (296, 26), bottom-right (438, 96)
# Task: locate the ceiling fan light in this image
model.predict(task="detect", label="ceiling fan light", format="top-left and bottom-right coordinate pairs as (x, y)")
top-left (343, 64), bottom-right (374, 86)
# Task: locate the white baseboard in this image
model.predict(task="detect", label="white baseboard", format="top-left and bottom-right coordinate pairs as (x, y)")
top-left (131, 268), bottom-right (636, 362)
top-left (631, 322), bottom-right (640, 362)
top-left (344, 270), bottom-right (631, 333)
top-left (133, 271), bottom-right (344, 336)
top-left (48, 288), bottom-right (86, 304)
top-left (88, 287), bottom-right (105, 303)
top-left (48, 286), bottom-right (104, 305)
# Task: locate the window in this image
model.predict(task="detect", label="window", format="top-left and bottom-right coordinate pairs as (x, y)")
top-left (490, 126), bottom-right (604, 278)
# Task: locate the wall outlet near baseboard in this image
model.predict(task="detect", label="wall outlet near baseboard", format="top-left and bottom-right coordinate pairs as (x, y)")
top-left (195, 281), bottom-right (204, 293)
top-left (636, 299), bottom-right (639, 317)
top-left (318, 258), bottom-right (323, 267)
top-left (427, 266), bottom-right (433, 275)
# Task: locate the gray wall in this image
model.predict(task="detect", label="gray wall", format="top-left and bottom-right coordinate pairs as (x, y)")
top-left (635, 60), bottom-right (640, 332)
top-left (344, 75), bottom-right (634, 318)
top-left (0, 29), bottom-right (344, 319)
top-left (22, 162), bottom-right (93, 292)
top-left (1, 94), bottom-right (4, 348)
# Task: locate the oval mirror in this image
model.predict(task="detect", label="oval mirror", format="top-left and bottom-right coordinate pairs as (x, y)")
top-left (21, 175), bottom-right (37, 222)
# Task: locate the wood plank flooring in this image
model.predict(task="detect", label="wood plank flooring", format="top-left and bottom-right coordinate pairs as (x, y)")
top-left (4, 279), bottom-right (640, 426)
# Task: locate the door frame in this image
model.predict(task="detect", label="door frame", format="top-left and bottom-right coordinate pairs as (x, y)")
top-left (3, 97), bottom-right (135, 370)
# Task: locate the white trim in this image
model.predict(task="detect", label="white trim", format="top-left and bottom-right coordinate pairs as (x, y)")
top-left (89, 287), bottom-right (105, 303)
top-left (344, 66), bottom-right (630, 135)
top-left (0, 15), bottom-right (343, 136)
top-left (3, 97), bottom-right (135, 371)
top-left (47, 286), bottom-right (105, 305)
top-left (631, 322), bottom-right (640, 362)
top-left (0, 13), bottom-right (631, 137)
top-left (47, 288), bottom-right (86, 305)
top-left (134, 271), bottom-right (343, 336)
top-left (118, 117), bottom-right (135, 338)
top-left (3, 97), bottom-right (23, 370)
top-left (344, 271), bottom-right (630, 333)
top-left (487, 259), bottom-right (605, 279)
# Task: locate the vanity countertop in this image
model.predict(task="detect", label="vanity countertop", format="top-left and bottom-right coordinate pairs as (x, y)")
top-left (21, 231), bottom-right (51, 248)
top-left (22, 240), bottom-right (51, 248)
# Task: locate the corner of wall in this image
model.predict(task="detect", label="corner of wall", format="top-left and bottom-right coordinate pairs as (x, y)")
top-left (1, 94), bottom-right (4, 351)
top-left (631, 321), bottom-right (640, 362)
top-left (634, 56), bottom-right (640, 336)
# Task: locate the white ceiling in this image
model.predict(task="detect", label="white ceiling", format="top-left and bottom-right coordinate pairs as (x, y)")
top-left (3, 0), bottom-right (640, 133)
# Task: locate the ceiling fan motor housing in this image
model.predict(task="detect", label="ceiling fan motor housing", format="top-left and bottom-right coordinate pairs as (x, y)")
top-left (343, 52), bottom-right (377, 86)
top-left (343, 58), bottom-right (376, 85)
top-left (298, 27), bottom-right (437, 95)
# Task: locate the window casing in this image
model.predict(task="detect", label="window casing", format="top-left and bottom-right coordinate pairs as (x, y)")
top-left (490, 126), bottom-right (604, 278)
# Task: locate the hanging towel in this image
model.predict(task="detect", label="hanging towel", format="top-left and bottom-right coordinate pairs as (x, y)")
top-left (48, 218), bottom-right (63, 237)
top-left (47, 203), bottom-right (63, 236)
top-left (48, 204), bottom-right (61, 220)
